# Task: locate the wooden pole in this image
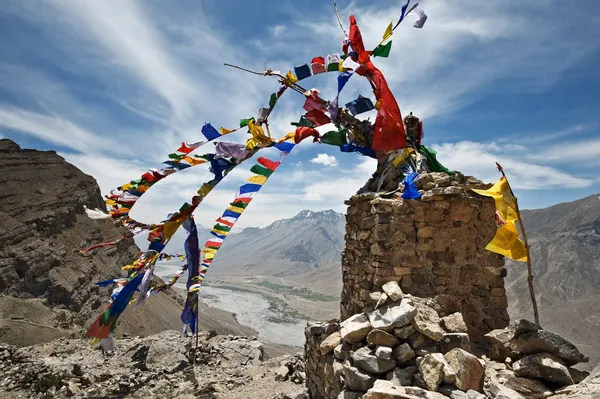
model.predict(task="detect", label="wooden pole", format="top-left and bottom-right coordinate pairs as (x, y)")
top-left (495, 162), bottom-right (540, 325)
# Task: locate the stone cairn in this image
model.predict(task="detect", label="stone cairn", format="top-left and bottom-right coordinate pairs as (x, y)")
top-left (305, 281), bottom-right (590, 399)
top-left (342, 170), bottom-right (509, 341)
top-left (305, 152), bottom-right (592, 398)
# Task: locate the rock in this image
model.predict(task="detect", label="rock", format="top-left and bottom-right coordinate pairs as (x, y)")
top-left (377, 293), bottom-right (390, 309)
top-left (393, 343), bottom-right (415, 365)
top-left (444, 349), bottom-right (484, 392)
top-left (320, 332), bottom-right (342, 355)
top-left (440, 333), bottom-right (472, 354)
top-left (551, 363), bottom-right (600, 398)
top-left (484, 378), bottom-right (526, 399)
top-left (428, 295), bottom-right (462, 318)
top-left (363, 380), bottom-right (448, 399)
top-left (282, 388), bottom-right (309, 399)
top-left (368, 330), bottom-right (400, 347)
top-left (275, 365), bottom-right (290, 381)
top-left (502, 375), bottom-right (553, 399)
top-left (387, 366), bottom-right (417, 386)
top-left (439, 385), bottom-right (469, 399)
top-left (341, 313), bottom-right (373, 343)
top-left (418, 354), bottom-right (445, 391)
top-left (466, 390), bottom-right (486, 399)
top-left (510, 330), bottom-right (589, 366)
top-left (568, 367), bottom-right (590, 384)
top-left (513, 353), bottom-right (574, 386)
top-left (382, 281), bottom-right (403, 302)
top-left (485, 320), bottom-right (541, 361)
top-left (334, 343), bottom-right (351, 361)
top-left (338, 390), bottom-right (364, 399)
top-left (412, 304), bottom-right (444, 341)
top-left (377, 346), bottom-right (393, 360)
top-left (440, 313), bottom-right (468, 334)
top-left (343, 362), bottom-right (376, 392)
top-left (352, 347), bottom-right (397, 375)
top-left (368, 300), bottom-right (417, 332)
top-left (394, 325), bottom-right (416, 340)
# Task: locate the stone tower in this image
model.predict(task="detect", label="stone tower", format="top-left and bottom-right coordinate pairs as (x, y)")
top-left (340, 172), bottom-right (509, 340)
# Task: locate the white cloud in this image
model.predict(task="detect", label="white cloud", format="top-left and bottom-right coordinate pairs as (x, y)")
top-left (270, 24), bottom-right (287, 37)
top-left (305, 192), bottom-right (323, 201)
top-left (310, 153), bottom-right (339, 166)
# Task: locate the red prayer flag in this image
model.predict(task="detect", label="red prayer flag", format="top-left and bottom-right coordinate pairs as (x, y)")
top-left (177, 142), bottom-right (195, 154)
top-left (294, 126), bottom-right (321, 144)
top-left (304, 110), bottom-right (331, 127)
top-left (348, 16), bottom-right (406, 152)
top-left (257, 157), bottom-right (281, 171)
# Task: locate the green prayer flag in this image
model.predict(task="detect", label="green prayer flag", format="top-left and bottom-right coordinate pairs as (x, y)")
top-left (327, 62), bottom-right (339, 72)
top-left (168, 153), bottom-right (184, 160)
top-left (179, 202), bottom-right (192, 212)
top-left (372, 41), bottom-right (392, 58)
top-left (250, 164), bottom-right (273, 177)
top-left (291, 116), bottom-right (315, 128)
top-left (239, 118), bottom-right (254, 128)
top-left (213, 224), bottom-right (231, 233)
top-left (269, 93), bottom-right (277, 108)
top-left (320, 129), bottom-right (348, 146)
top-left (418, 145), bottom-right (455, 176)
top-left (230, 201), bottom-right (248, 209)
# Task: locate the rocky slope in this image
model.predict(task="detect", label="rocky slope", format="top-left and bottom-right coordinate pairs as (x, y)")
top-left (0, 139), bottom-right (184, 346)
top-left (505, 193), bottom-right (600, 369)
top-left (0, 330), bottom-right (308, 399)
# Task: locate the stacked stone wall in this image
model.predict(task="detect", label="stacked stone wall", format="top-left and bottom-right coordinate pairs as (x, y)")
top-left (341, 191), bottom-right (509, 340)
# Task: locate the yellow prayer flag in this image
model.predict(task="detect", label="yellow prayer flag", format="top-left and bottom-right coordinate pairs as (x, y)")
top-left (285, 71), bottom-right (298, 84)
top-left (105, 199), bottom-right (117, 206)
top-left (181, 156), bottom-right (207, 166)
top-left (121, 183), bottom-right (134, 191)
top-left (382, 21), bottom-right (393, 43)
top-left (227, 205), bottom-right (245, 214)
top-left (486, 221), bottom-right (528, 262)
top-left (197, 184), bottom-right (214, 197)
top-left (472, 177), bottom-right (518, 224)
top-left (278, 132), bottom-right (295, 143)
top-left (220, 127), bottom-right (237, 135)
top-left (163, 219), bottom-right (184, 240)
top-left (391, 148), bottom-right (414, 168)
top-left (248, 175), bottom-right (267, 185)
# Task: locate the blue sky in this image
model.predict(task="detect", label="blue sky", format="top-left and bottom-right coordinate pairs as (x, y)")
top-left (1, 0), bottom-right (600, 229)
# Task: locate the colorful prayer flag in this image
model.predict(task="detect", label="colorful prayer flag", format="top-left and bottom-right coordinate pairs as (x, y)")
top-left (372, 41), bottom-right (392, 58)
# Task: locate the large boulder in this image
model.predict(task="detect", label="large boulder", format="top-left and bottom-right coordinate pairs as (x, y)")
top-left (363, 380), bottom-right (448, 399)
top-left (387, 366), bottom-right (417, 386)
top-left (513, 353), bottom-right (574, 387)
top-left (320, 332), bottom-right (342, 355)
top-left (440, 313), bottom-right (468, 334)
top-left (412, 304), bottom-right (444, 342)
top-left (381, 282), bottom-right (403, 302)
top-left (510, 330), bottom-right (589, 366)
top-left (444, 349), bottom-right (484, 392)
top-left (368, 330), bottom-right (400, 347)
top-left (485, 320), bottom-right (540, 361)
top-left (343, 361), bottom-right (377, 392)
top-left (368, 300), bottom-right (417, 332)
top-left (352, 347), bottom-right (397, 375)
top-left (341, 313), bottom-right (372, 343)
top-left (393, 343), bottom-right (416, 365)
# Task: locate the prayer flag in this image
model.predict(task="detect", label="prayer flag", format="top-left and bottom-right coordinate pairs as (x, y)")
top-left (294, 126), bottom-right (321, 144)
top-left (382, 21), bottom-right (393, 42)
top-left (372, 41), bottom-right (392, 58)
top-left (326, 54), bottom-right (341, 72)
top-left (202, 123), bottom-right (221, 141)
top-left (177, 143), bottom-right (195, 154)
top-left (320, 129), bottom-right (348, 146)
top-left (304, 109), bottom-right (331, 127)
top-left (285, 71), bottom-right (298, 84)
top-left (269, 93), bottom-right (278, 108)
top-left (311, 57), bottom-right (327, 75)
top-left (401, 172), bottom-right (422, 200)
top-left (411, 5), bottom-right (428, 28)
top-left (294, 65), bottom-right (311, 80)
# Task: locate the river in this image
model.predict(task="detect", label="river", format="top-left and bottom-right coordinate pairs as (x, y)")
top-left (155, 264), bottom-right (306, 347)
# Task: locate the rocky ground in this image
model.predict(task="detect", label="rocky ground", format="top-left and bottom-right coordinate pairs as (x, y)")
top-left (0, 330), bottom-right (308, 399)
top-left (305, 281), bottom-right (599, 399)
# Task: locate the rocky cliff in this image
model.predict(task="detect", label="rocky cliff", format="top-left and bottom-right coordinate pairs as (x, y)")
top-left (0, 139), bottom-right (184, 346)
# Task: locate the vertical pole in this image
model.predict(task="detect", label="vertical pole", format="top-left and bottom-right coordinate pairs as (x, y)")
top-left (495, 163), bottom-right (540, 325)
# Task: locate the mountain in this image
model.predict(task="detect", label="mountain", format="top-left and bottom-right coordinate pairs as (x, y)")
top-left (0, 139), bottom-right (185, 346)
top-left (208, 210), bottom-right (346, 293)
top-left (505, 193), bottom-right (600, 368)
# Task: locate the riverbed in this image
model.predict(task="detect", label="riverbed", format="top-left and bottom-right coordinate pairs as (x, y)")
top-left (155, 264), bottom-right (306, 347)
